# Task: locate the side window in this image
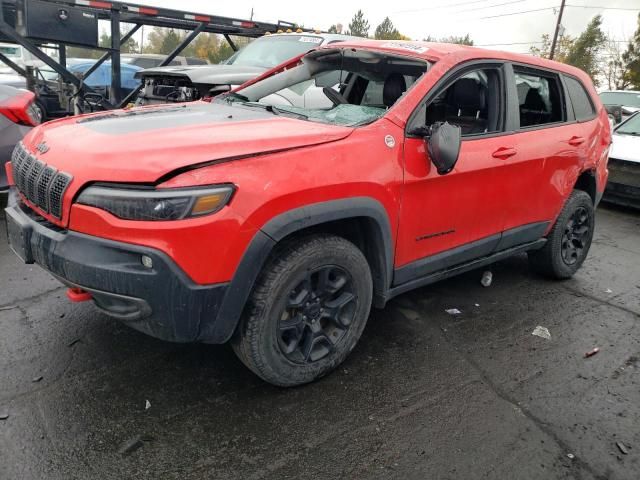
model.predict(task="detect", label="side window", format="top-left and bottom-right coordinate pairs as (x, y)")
top-left (564, 76), bottom-right (596, 121)
top-left (422, 68), bottom-right (503, 136)
top-left (514, 68), bottom-right (564, 128)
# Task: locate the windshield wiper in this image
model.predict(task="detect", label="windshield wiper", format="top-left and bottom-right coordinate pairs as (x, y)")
top-left (239, 102), bottom-right (309, 120)
top-left (222, 92), bottom-right (249, 104)
top-left (270, 105), bottom-right (309, 120)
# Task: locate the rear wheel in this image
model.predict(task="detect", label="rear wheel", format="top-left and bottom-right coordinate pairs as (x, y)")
top-left (528, 190), bottom-right (595, 279)
top-left (232, 235), bottom-right (373, 387)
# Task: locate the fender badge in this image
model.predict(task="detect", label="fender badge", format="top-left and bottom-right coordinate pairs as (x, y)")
top-left (36, 142), bottom-right (49, 154)
top-left (384, 135), bottom-right (396, 148)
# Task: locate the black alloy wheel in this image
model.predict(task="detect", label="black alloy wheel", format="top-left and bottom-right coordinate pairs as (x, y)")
top-left (278, 266), bottom-right (357, 364)
top-left (561, 206), bottom-right (591, 266)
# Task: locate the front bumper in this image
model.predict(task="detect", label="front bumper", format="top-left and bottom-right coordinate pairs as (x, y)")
top-left (604, 158), bottom-right (640, 209)
top-left (4, 189), bottom-right (229, 343)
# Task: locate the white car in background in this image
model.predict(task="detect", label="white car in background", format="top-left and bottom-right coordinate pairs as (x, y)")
top-left (135, 32), bottom-right (357, 106)
top-left (599, 90), bottom-right (640, 123)
top-left (604, 112), bottom-right (640, 209)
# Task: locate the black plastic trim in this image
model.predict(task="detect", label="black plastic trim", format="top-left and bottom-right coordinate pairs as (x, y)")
top-left (393, 221), bottom-right (549, 287)
top-left (386, 239), bottom-right (546, 301)
top-left (394, 233), bottom-right (501, 285)
top-left (5, 190), bottom-right (228, 343)
top-left (207, 197), bottom-right (395, 343)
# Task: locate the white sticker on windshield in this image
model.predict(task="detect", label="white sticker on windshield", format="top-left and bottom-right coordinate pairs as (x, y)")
top-left (381, 42), bottom-right (429, 54)
top-left (299, 37), bottom-right (323, 43)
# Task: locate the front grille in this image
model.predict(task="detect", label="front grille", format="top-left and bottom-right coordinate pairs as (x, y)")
top-left (10, 143), bottom-right (72, 219)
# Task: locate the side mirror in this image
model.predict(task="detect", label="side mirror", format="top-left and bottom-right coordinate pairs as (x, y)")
top-left (426, 122), bottom-right (461, 175)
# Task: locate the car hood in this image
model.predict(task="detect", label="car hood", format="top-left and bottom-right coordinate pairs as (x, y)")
top-left (610, 132), bottom-right (640, 163)
top-left (23, 101), bottom-right (353, 185)
top-left (136, 64), bottom-right (266, 85)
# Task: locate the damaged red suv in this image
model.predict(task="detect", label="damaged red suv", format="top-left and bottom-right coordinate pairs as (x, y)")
top-left (4, 41), bottom-right (610, 386)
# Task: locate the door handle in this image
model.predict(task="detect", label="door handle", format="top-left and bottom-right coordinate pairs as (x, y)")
top-left (568, 136), bottom-right (585, 146)
top-left (492, 147), bottom-right (517, 159)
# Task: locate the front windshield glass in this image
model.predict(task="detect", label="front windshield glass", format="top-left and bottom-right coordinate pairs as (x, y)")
top-left (229, 35), bottom-right (324, 68)
top-left (218, 48), bottom-right (430, 127)
top-left (616, 113), bottom-right (640, 135)
top-left (600, 91), bottom-right (640, 108)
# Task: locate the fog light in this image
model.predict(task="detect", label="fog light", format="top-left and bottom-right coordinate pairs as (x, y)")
top-left (141, 255), bottom-right (153, 269)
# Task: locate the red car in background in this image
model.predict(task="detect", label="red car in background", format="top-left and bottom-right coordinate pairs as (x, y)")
top-left (4, 40), bottom-right (610, 386)
top-left (0, 85), bottom-right (41, 192)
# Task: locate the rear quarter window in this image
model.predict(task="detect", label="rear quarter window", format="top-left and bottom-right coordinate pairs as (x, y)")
top-left (564, 76), bottom-right (596, 121)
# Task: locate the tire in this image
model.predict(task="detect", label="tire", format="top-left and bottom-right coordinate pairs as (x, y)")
top-left (232, 234), bottom-right (373, 387)
top-left (34, 101), bottom-right (46, 123)
top-left (528, 190), bottom-right (595, 279)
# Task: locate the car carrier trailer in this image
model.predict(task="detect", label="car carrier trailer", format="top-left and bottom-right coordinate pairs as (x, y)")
top-left (0, 0), bottom-right (295, 114)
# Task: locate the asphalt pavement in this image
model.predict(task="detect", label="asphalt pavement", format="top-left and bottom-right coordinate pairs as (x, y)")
top-left (0, 204), bottom-right (639, 480)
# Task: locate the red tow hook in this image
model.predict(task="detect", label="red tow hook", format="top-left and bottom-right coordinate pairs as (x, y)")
top-left (66, 288), bottom-right (92, 303)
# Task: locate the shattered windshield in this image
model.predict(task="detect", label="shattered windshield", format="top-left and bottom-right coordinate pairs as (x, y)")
top-left (219, 48), bottom-right (429, 127)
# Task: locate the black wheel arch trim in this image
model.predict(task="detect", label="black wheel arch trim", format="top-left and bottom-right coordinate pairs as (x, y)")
top-left (200, 197), bottom-right (394, 343)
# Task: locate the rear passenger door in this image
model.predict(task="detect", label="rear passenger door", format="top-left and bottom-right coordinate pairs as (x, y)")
top-left (499, 65), bottom-right (585, 237)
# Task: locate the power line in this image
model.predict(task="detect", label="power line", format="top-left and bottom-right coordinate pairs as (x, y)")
top-left (481, 6), bottom-right (556, 19)
top-left (454, 0), bottom-right (527, 14)
top-left (565, 4), bottom-right (640, 11)
top-left (476, 1), bottom-right (640, 20)
top-left (393, 0), bottom-right (521, 15)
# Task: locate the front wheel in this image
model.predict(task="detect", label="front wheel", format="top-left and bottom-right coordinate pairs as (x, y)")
top-left (232, 235), bottom-right (373, 387)
top-left (528, 190), bottom-right (595, 279)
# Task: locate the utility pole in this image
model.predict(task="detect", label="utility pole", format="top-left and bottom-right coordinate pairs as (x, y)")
top-left (549, 0), bottom-right (566, 60)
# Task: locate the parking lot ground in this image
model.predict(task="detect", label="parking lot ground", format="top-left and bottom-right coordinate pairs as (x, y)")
top-left (0, 204), bottom-right (639, 480)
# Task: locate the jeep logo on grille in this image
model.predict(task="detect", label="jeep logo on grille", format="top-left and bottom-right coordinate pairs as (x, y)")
top-left (36, 142), bottom-right (49, 154)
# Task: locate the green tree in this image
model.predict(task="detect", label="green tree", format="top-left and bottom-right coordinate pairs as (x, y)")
top-left (374, 17), bottom-right (403, 40)
top-left (160, 29), bottom-right (181, 54)
top-left (564, 15), bottom-right (606, 84)
top-left (98, 28), bottom-right (140, 53)
top-left (65, 26), bottom-right (139, 59)
top-left (328, 24), bottom-right (338, 34)
top-left (346, 10), bottom-right (369, 37)
top-left (424, 34), bottom-right (474, 45)
top-left (529, 33), bottom-right (574, 62)
top-left (621, 13), bottom-right (640, 89)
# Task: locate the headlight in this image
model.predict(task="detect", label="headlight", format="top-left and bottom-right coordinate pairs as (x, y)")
top-left (76, 184), bottom-right (234, 221)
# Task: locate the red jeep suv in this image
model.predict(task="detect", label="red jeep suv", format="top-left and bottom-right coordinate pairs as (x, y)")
top-left (4, 41), bottom-right (610, 386)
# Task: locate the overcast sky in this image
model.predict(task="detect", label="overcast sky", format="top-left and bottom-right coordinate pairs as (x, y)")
top-left (130, 0), bottom-right (639, 54)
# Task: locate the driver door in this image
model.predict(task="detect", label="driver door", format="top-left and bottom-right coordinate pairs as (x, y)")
top-left (395, 63), bottom-right (511, 284)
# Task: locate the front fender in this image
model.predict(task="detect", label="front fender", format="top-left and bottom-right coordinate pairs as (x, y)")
top-left (199, 197), bottom-right (393, 343)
